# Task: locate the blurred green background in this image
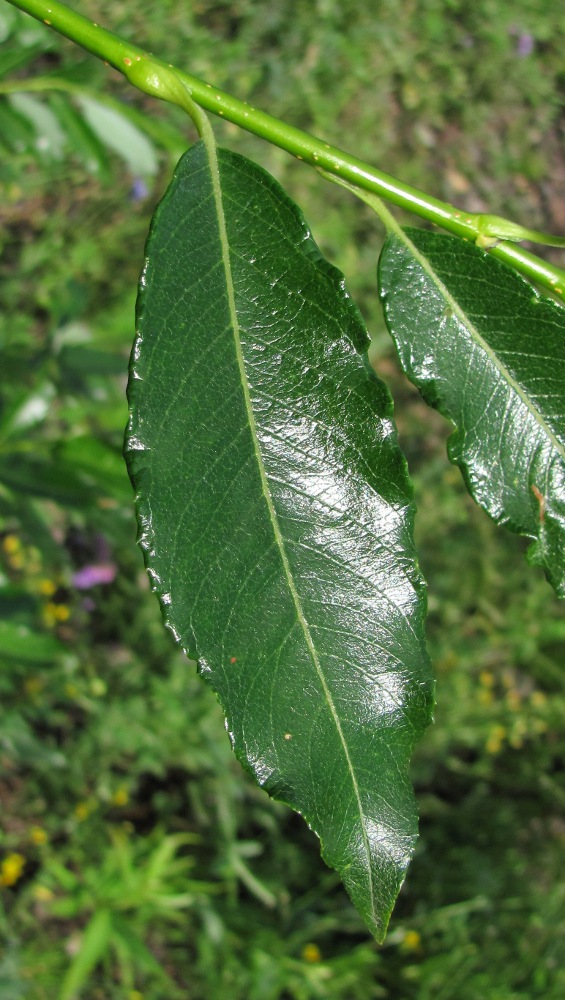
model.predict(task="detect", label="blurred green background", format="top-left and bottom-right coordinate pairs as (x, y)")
top-left (1, 1), bottom-right (565, 997)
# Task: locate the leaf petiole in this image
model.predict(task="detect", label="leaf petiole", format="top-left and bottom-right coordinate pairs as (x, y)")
top-left (474, 214), bottom-right (565, 250)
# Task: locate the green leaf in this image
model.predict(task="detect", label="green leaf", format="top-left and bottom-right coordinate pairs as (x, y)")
top-left (47, 93), bottom-right (111, 179)
top-left (0, 41), bottom-right (45, 80)
top-left (126, 142), bottom-right (432, 939)
top-left (58, 436), bottom-right (132, 502)
top-left (58, 344), bottom-right (126, 378)
top-left (0, 620), bottom-right (66, 664)
top-left (8, 93), bottom-right (66, 160)
top-left (0, 455), bottom-right (95, 506)
top-left (76, 96), bottom-right (158, 177)
top-left (379, 228), bottom-right (565, 597)
top-left (0, 99), bottom-right (35, 154)
top-left (59, 909), bottom-right (113, 1000)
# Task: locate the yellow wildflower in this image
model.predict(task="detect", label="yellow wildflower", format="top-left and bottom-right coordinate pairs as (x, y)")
top-left (0, 853), bottom-right (26, 887)
top-left (44, 602), bottom-right (71, 626)
top-left (486, 725), bottom-right (507, 755)
top-left (112, 787), bottom-right (129, 807)
top-left (479, 670), bottom-right (494, 688)
top-left (42, 603), bottom-right (59, 628)
top-left (39, 579), bottom-right (57, 596)
top-left (302, 943), bottom-right (322, 963)
top-left (30, 826), bottom-right (48, 846)
top-left (2, 534), bottom-right (20, 555)
top-left (5, 551), bottom-right (24, 570)
top-left (2, 534), bottom-right (24, 569)
top-left (401, 929), bottom-right (422, 953)
top-left (74, 802), bottom-right (92, 821)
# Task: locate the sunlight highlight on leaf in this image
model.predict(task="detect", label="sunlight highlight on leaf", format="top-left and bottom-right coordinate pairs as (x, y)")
top-left (126, 142), bottom-right (433, 938)
top-left (379, 229), bottom-right (565, 596)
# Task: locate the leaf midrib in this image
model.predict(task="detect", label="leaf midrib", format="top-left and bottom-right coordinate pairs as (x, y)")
top-left (205, 141), bottom-right (376, 919)
top-left (396, 231), bottom-right (565, 464)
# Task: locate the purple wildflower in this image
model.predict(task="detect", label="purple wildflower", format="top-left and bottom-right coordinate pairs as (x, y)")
top-left (516, 32), bottom-right (534, 57)
top-left (130, 177), bottom-right (149, 202)
top-left (72, 563), bottom-right (116, 589)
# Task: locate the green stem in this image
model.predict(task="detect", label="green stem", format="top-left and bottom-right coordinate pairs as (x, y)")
top-left (5, 0), bottom-right (565, 302)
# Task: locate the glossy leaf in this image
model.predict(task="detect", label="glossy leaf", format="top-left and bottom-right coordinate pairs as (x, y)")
top-left (379, 228), bottom-right (565, 596)
top-left (126, 143), bottom-right (433, 939)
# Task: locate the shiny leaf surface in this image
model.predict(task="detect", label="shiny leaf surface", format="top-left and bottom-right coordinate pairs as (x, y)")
top-left (379, 229), bottom-right (565, 596)
top-left (126, 143), bottom-right (433, 938)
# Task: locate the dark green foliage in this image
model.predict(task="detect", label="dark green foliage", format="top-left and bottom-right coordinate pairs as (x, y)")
top-left (379, 229), bottom-right (565, 595)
